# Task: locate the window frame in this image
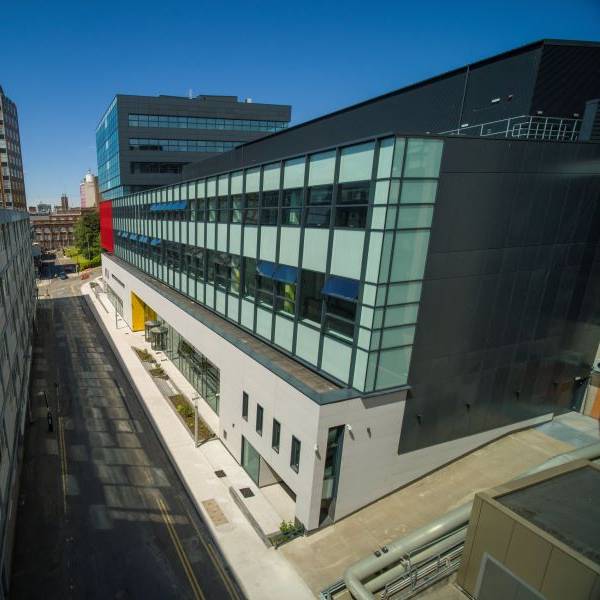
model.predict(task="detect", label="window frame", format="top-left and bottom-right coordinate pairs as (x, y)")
top-left (290, 436), bottom-right (301, 473)
top-left (256, 404), bottom-right (264, 436)
top-left (242, 391), bottom-right (248, 421)
top-left (271, 419), bottom-right (281, 453)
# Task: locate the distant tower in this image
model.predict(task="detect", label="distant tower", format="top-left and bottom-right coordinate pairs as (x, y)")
top-left (79, 170), bottom-right (100, 209)
top-left (60, 193), bottom-right (69, 210)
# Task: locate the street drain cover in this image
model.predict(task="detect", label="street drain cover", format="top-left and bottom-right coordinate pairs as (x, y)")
top-left (239, 487), bottom-right (254, 498)
top-left (214, 470), bottom-right (226, 478)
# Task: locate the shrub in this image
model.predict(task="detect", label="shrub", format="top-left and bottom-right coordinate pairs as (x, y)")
top-left (149, 367), bottom-right (168, 379)
top-left (133, 347), bottom-right (153, 362)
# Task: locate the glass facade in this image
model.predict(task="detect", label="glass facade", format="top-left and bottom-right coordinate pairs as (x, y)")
top-left (160, 320), bottom-right (220, 413)
top-left (112, 135), bottom-right (443, 392)
top-left (96, 98), bottom-right (120, 198)
top-left (129, 114), bottom-right (288, 132)
top-left (128, 138), bottom-right (242, 153)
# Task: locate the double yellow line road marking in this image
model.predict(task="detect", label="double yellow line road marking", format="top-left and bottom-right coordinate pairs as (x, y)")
top-left (180, 503), bottom-right (241, 600)
top-left (156, 496), bottom-right (206, 600)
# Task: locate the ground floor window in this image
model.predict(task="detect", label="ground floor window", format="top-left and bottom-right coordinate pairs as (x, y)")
top-left (161, 322), bottom-right (220, 414)
top-left (241, 436), bottom-right (260, 484)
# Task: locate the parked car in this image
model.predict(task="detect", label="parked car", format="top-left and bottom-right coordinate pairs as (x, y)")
top-left (60, 273), bottom-right (68, 280)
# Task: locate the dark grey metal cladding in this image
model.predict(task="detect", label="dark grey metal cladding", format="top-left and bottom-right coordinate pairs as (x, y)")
top-left (181, 72), bottom-right (467, 181)
top-left (532, 43), bottom-right (600, 118)
top-left (181, 40), bottom-right (600, 182)
top-left (459, 46), bottom-right (542, 125)
top-left (399, 137), bottom-right (600, 453)
top-left (116, 94), bottom-right (291, 190)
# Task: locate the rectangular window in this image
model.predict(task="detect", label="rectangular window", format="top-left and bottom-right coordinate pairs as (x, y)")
top-left (272, 419), bottom-right (281, 452)
top-left (256, 404), bottom-right (263, 436)
top-left (230, 256), bottom-right (241, 294)
top-left (243, 257), bottom-right (256, 297)
top-left (300, 270), bottom-right (325, 324)
top-left (282, 189), bottom-right (302, 226)
top-left (217, 197), bottom-right (229, 223)
top-left (305, 185), bottom-right (332, 228)
top-left (260, 190), bottom-right (279, 225)
top-left (206, 250), bottom-right (215, 283)
top-left (231, 194), bottom-right (243, 223)
top-left (257, 275), bottom-right (274, 307)
top-left (291, 436), bottom-right (301, 472)
top-left (325, 297), bottom-right (357, 338)
top-left (275, 281), bottom-right (296, 315)
top-left (335, 181), bottom-right (370, 228)
top-left (214, 253), bottom-right (230, 290)
top-left (208, 198), bottom-right (217, 222)
top-left (244, 192), bottom-right (259, 225)
top-left (242, 392), bottom-right (248, 421)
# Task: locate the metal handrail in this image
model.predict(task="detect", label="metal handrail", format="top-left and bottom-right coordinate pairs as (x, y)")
top-left (441, 114), bottom-right (581, 142)
top-left (380, 536), bottom-right (465, 600)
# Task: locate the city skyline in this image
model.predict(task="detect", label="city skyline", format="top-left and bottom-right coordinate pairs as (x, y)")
top-left (1, 0), bottom-right (599, 206)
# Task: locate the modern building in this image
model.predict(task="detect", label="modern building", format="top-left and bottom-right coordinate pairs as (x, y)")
top-left (79, 170), bottom-right (100, 209)
top-left (99, 39), bottom-right (600, 532)
top-left (95, 93), bottom-right (291, 201)
top-left (457, 459), bottom-right (600, 600)
top-left (0, 208), bottom-right (36, 595)
top-left (0, 87), bottom-right (26, 211)
top-left (31, 207), bottom-right (82, 250)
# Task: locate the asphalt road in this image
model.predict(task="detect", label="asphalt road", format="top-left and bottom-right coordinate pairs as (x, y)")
top-left (10, 275), bottom-right (243, 600)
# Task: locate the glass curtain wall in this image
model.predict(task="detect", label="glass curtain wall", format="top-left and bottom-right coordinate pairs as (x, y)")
top-left (158, 318), bottom-right (220, 414)
top-left (111, 135), bottom-right (443, 393)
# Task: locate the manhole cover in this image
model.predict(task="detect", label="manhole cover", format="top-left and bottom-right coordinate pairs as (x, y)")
top-left (214, 470), bottom-right (226, 478)
top-left (239, 487), bottom-right (254, 498)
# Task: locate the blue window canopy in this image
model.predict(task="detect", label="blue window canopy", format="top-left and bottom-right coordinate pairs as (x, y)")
top-left (129, 233), bottom-right (139, 241)
top-left (322, 276), bottom-right (360, 302)
top-left (138, 235), bottom-right (149, 243)
top-left (149, 200), bottom-right (188, 212)
top-left (256, 260), bottom-right (277, 278)
top-left (273, 264), bottom-right (299, 284)
top-left (150, 238), bottom-right (161, 246)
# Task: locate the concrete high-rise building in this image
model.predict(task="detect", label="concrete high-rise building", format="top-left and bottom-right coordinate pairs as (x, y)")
top-left (95, 93), bottom-right (291, 200)
top-left (80, 170), bottom-right (100, 209)
top-left (0, 87), bottom-right (26, 211)
top-left (0, 208), bottom-right (36, 592)
top-left (99, 39), bottom-right (600, 531)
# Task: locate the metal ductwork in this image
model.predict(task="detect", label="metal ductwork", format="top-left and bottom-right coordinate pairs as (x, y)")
top-left (343, 441), bottom-right (600, 600)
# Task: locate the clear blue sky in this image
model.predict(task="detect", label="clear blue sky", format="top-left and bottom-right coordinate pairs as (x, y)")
top-left (1, 0), bottom-right (599, 207)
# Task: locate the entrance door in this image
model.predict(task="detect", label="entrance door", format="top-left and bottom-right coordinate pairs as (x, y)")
top-left (241, 437), bottom-right (260, 484)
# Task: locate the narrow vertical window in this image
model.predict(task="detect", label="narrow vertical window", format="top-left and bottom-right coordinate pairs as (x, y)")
top-left (291, 436), bottom-right (301, 472)
top-left (256, 404), bottom-right (263, 436)
top-left (272, 419), bottom-right (281, 453)
top-left (242, 392), bottom-right (248, 421)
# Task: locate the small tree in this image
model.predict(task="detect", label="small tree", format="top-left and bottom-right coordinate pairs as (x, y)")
top-left (74, 211), bottom-right (101, 260)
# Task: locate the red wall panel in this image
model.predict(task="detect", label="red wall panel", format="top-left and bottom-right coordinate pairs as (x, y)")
top-left (99, 200), bottom-right (114, 253)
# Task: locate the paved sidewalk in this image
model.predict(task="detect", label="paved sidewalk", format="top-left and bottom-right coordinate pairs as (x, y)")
top-left (83, 282), bottom-right (314, 600)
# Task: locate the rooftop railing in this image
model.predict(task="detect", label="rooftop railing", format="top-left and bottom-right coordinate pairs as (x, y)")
top-left (441, 115), bottom-right (581, 142)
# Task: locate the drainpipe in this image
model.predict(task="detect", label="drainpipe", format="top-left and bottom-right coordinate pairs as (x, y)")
top-left (343, 441), bottom-right (600, 600)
